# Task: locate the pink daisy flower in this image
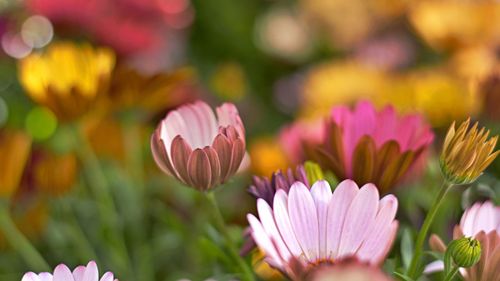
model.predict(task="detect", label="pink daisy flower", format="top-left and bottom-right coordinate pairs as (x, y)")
top-left (247, 179), bottom-right (399, 279)
top-left (22, 261), bottom-right (117, 281)
top-left (151, 101), bottom-right (246, 191)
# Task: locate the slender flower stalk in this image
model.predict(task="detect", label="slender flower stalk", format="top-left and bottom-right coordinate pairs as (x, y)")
top-left (205, 192), bottom-right (255, 281)
top-left (407, 119), bottom-right (498, 279)
top-left (0, 200), bottom-right (49, 272)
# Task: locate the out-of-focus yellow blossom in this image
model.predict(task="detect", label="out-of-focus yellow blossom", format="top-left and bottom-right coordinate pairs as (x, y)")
top-left (210, 62), bottom-right (247, 101)
top-left (0, 129), bottom-right (31, 198)
top-left (106, 66), bottom-right (196, 115)
top-left (300, 0), bottom-right (406, 49)
top-left (34, 151), bottom-right (77, 196)
top-left (249, 136), bottom-right (289, 176)
top-left (378, 69), bottom-right (480, 127)
top-left (450, 46), bottom-right (499, 82)
top-left (252, 250), bottom-right (283, 281)
top-left (300, 61), bottom-right (389, 119)
top-left (18, 41), bottom-right (115, 121)
top-left (302, 62), bottom-right (480, 127)
top-left (409, 0), bottom-right (500, 51)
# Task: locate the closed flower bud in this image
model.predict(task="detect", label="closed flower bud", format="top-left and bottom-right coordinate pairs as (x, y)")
top-left (440, 118), bottom-right (499, 185)
top-left (448, 237), bottom-right (481, 268)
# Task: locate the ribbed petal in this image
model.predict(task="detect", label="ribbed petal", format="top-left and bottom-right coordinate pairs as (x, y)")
top-left (288, 182), bottom-right (319, 261)
top-left (310, 180), bottom-right (333, 259)
top-left (460, 203), bottom-right (481, 237)
top-left (273, 189), bottom-right (302, 256)
top-left (371, 221), bottom-right (399, 265)
top-left (247, 214), bottom-right (283, 268)
top-left (356, 195), bottom-right (398, 263)
top-left (216, 103), bottom-right (245, 141)
top-left (53, 264), bottom-right (74, 281)
top-left (228, 138), bottom-right (245, 176)
top-left (212, 134), bottom-right (233, 182)
top-left (150, 130), bottom-right (176, 176)
top-left (170, 136), bottom-right (193, 185)
top-left (326, 179), bottom-right (359, 259)
top-left (337, 183), bottom-right (379, 259)
top-left (73, 266), bottom-right (85, 281)
top-left (204, 147), bottom-right (222, 187)
top-left (257, 199), bottom-right (292, 261)
top-left (187, 149), bottom-right (212, 190)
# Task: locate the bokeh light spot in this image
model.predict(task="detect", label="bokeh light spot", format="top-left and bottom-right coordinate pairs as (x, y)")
top-left (21, 15), bottom-right (54, 49)
top-left (25, 106), bottom-right (57, 141)
top-left (1, 31), bottom-right (32, 59)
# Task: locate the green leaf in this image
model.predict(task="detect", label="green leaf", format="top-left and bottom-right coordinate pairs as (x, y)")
top-left (401, 227), bottom-right (414, 269)
top-left (394, 271), bottom-right (416, 281)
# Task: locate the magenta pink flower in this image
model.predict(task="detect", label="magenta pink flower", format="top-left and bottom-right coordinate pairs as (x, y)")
top-left (22, 261), bottom-right (117, 281)
top-left (311, 101), bottom-right (434, 193)
top-left (151, 101), bottom-right (246, 191)
top-left (247, 179), bottom-right (398, 279)
top-left (280, 119), bottom-right (325, 164)
top-left (428, 201), bottom-right (500, 281)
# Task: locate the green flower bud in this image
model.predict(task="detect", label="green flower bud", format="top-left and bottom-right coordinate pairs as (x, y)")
top-left (304, 161), bottom-right (325, 184)
top-left (447, 237), bottom-right (482, 268)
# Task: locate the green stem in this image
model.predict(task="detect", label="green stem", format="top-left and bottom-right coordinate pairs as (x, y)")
top-left (58, 197), bottom-right (98, 263)
top-left (407, 181), bottom-right (453, 279)
top-left (205, 192), bottom-right (255, 281)
top-left (122, 121), bottom-right (155, 281)
top-left (443, 265), bottom-right (460, 281)
top-left (0, 201), bottom-right (50, 272)
top-left (70, 124), bottom-right (132, 276)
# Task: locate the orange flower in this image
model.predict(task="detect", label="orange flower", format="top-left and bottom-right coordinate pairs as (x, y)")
top-left (0, 129), bottom-right (31, 197)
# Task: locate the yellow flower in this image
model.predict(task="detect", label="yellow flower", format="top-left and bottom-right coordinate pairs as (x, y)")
top-left (300, 61), bottom-right (388, 119)
top-left (18, 41), bottom-right (115, 121)
top-left (301, 62), bottom-right (480, 127)
top-left (378, 69), bottom-right (480, 128)
top-left (409, 0), bottom-right (500, 51)
top-left (0, 129), bottom-right (31, 198)
top-left (105, 65), bottom-right (195, 115)
top-left (441, 119), bottom-right (499, 184)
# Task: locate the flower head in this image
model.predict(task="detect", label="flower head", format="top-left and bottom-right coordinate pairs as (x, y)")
top-left (311, 101), bottom-right (434, 193)
top-left (247, 179), bottom-right (398, 279)
top-left (151, 101), bottom-right (246, 191)
top-left (22, 261), bottom-right (117, 281)
top-left (428, 201), bottom-right (500, 281)
top-left (18, 41), bottom-right (115, 121)
top-left (440, 119), bottom-right (499, 185)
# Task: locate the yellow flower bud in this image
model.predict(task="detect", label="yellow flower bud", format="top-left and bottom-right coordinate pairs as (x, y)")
top-left (440, 118), bottom-right (499, 184)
